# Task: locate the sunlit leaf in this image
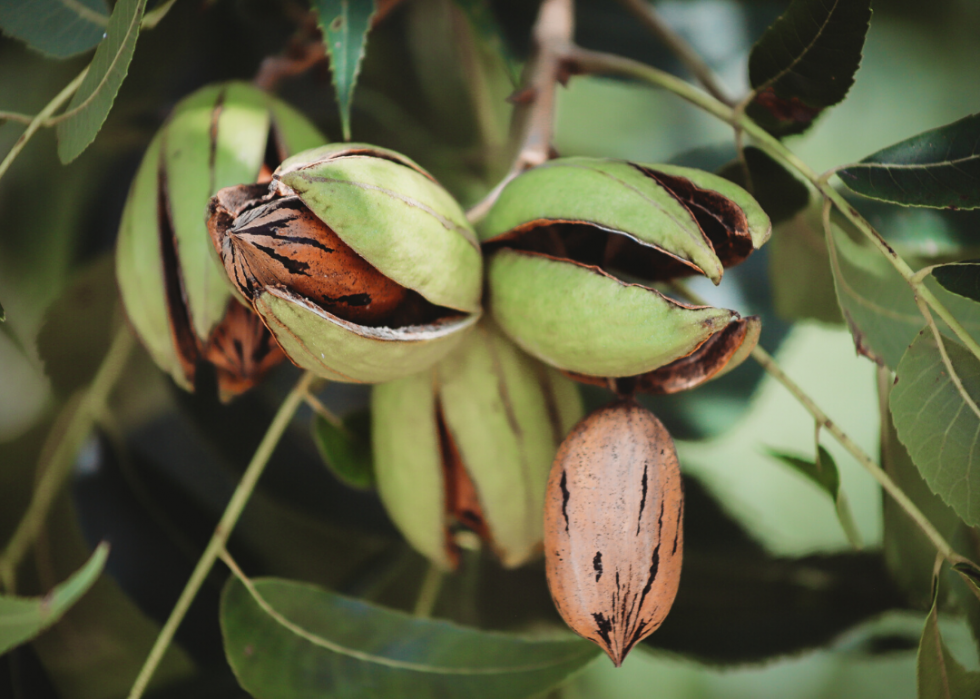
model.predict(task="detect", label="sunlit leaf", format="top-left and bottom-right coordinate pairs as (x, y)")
top-left (717, 146), bottom-right (810, 225)
top-left (0, 543), bottom-right (107, 655)
top-left (220, 575), bottom-right (599, 699)
top-left (55, 0), bottom-right (147, 163)
top-left (933, 261), bottom-right (980, 304)
top-left (838, 113), bottom-right (980, 210)
top-left (918, 575), bottom-right (980, 699)
top-left (312, 0), bottom-right (376, 141)
top-left (826, 215), bottom-right (980, 368)
top-left (766, 446), bottom-right (861, 548)
top-left (891, 330), bottom-right (980, 527)
top-left (311, 409), bottom-right (374, 489)
top-left (747, 0), bottom-right (872, 137)
top-left (0, 0), bottom-right (109, 59)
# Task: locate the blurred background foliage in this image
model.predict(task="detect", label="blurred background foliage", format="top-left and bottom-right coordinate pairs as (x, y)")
top-left (2, 0), bottom-right (980, 697)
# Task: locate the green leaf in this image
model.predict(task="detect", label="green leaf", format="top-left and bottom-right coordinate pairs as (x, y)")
top-left (826, 215), bottom-right (980, 369)
top-left (0, 543), bottom-right (107, 655)
top-left (312, 409), bottom-right (375, 490)
top-left (717, 146), bottom-right (810, 225)
top-left (0, 0), bottom-right (109, 59)
top-left (918, 575), bottom-right (980, 699)
top-left (838, 113), bottom-right (980, 210)
top-left (312, 0), bottom-right (376, 141)
top-left (933, 261), bottom-right (980, 304)
top-left (36, 254), bottom-right (119, 397)
top-left (747, 0), bottom-right (872, 137)
top-left (766, 446), bottom-right (862, 548)
top-left (880, 376), bottom-right (961, 608)
top-left (452, 0), bottom-right (520, 87)
top-left (220, 575), bottom-right (600, 699)
top-left (0, 298), bottom-right (5, 322)
top-left (768, 200), bottom-right (842, 324)
top-left (55, 0), bottom-right (147, 163)
top-left (891, 330), bottom-right (980, 527)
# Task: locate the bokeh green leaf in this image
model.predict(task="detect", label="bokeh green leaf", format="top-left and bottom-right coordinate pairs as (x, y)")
top-left (826, 215), bottom-right (980, 368)
top-left (220, 574), bottom-right (599, 699)
top-left (717, 146), bottom-right (810, 225)
top-left (0, 0), bottom-right (109, 59)
top-left (311, 409), bottom-right (374, 490)
top-left (0, 542), bottom-right (107, 655)
top-left (55, 0), bottom-right (146, 163)
top-left (918, 575), bottom-right (980, 699)
top-left (767, 446), bottom-right (862, 548)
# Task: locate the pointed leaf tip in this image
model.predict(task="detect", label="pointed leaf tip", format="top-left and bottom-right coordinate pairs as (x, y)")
top-left (312, 0), bottom-right (377, 141)
top-left (0, 543), bottom-right (108, 655)
top-left (838, 113), bottom-right (980, 210)
top-left (55, 0), bottom-right (147, 163)
top-left (747, 0), bottom-right (872, 137)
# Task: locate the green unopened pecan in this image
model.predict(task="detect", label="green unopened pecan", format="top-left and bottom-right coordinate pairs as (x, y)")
top-left (116, 81), bottom-right (324, 399)
top-left (372, 320), bottom-right (583, 569)
top-left (208, 144), bottom-right (483, 383)
top-left (478, 157), bottom-right (768, 389)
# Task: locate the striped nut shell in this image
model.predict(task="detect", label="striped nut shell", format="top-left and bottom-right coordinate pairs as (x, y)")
top-left (207, 144), bottom-right (483, 384)
top-left (478, 157), bottom-right (769, 390)
top-left (544, 399), bottom-right (683, 667)
top-left (116, 81), bottom-right (324, 400)
top-left (372, 319), bottom-right (583, 569)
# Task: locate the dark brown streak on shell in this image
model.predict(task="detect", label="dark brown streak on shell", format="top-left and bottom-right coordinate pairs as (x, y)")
top-left (483, 220), bottom-right (707, 283)
top-left (544, 400), bottom-right (684, 667)
top-left (209, 189), bottom-right (409, 326)
top-left (435, 399), bottom-right (494, 568)
top-left (207, 87), bottom-right (226, 195)
top-left (633, 165), bottom-right (753, 269)
top-left (203, 300), bottom-right (285, 401)
top-left (156, 146), bottom-right (201, 385)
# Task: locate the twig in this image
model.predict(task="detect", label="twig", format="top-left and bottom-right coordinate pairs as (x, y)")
top-left (0, 112), bottom-right (33, 124)
top-left (563, 46), bottom-right (980, 367)
top-left (614, 0), bottom-right (733, 105)
top-left (127, 371), bottom-right (315, 699)
top-left (466, 0), bottom-right (575, 223)
top-left (412, 564), bottom-right (445, 618)
top-left (0, 69), bottom-right (88, 182)
top-left (750, 344), bottom-right (959, 564)
top-left (0, 0), bottom-right (176, 182)
top-left (304, 391), bottom-right (343, 428)
top-left (670, 280), bottom-right (962, 566)
top-left (0, 327), bottom-right (134, 593)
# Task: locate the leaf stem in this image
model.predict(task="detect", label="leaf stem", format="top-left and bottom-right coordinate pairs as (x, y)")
top-left (749, 344), bottom-right (958, 563)
top-left (0, 68), bottom-right (88, 183)
top-left (0, 326), bottom-right (134, 593)
top-left (412, 564), bottom-right (445, 619)
top-left (564, 47), bottom-right (980, 365)
top-left (127, 371), bottom-right (315, 699)
top-left (466, 0), bottom-right (575, 223)
top-left (614, 0), bottom-right (733, 105)
top-left (672, 278), bottom-right (960, 565)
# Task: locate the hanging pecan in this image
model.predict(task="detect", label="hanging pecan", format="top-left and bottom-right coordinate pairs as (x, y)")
top-left (545, 399), bottom-right (684, 666)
